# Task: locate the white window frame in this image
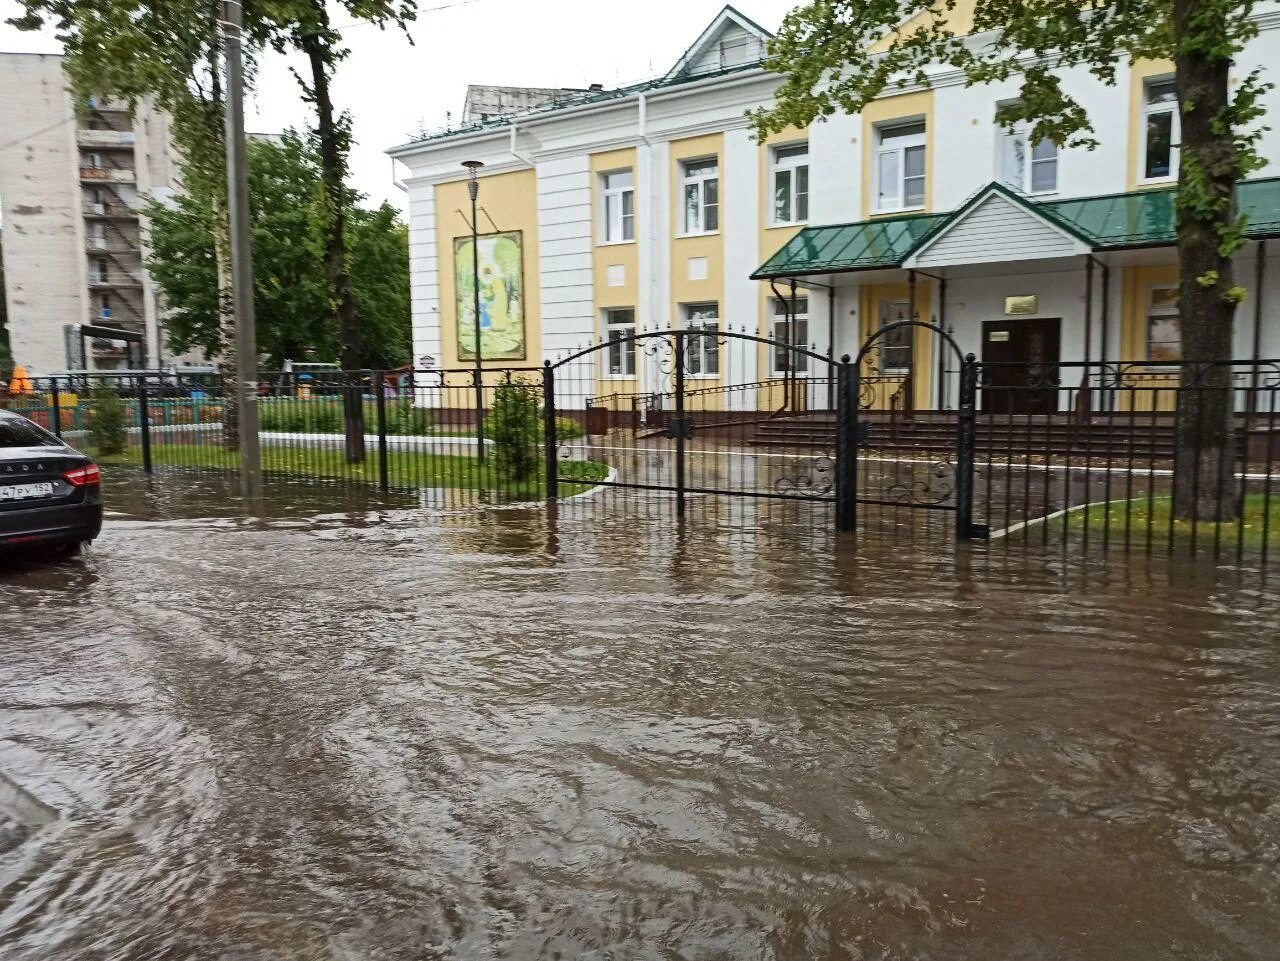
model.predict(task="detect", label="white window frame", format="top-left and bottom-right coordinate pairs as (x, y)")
top-left (683, 302), bottom-right (720, 378)
top-left (874, 120), bottom-right (927, 214)
top-left (600, 169), bottom-right (635, 245)
top-left (877, 299), bottom-right (914, 374)
top-left (1146, 284), bottom-right (1181, 363)
top-left (771, 143), bottom-right (809, 226)
top-left (602, 307), bottom-right (637, 379)
top-left (997, 120), bottom-right (1059, 195)
top-left (680, 157), bottom-right (719, 235)
top-left (1141, 76), bottom-right (1179, 184)
top-left (770, 297), bottom-right (810, 374)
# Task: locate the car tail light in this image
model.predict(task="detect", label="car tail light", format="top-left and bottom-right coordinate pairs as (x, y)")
top-left (64, 463), bottom-right (102, 487)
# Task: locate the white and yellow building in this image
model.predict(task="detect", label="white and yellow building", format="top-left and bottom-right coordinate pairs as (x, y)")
top-left (388, 3), bottom-right (1280, 412)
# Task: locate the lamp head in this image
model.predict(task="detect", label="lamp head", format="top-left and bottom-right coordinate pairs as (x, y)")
top-left (462, 160), bottom-right (483, 200)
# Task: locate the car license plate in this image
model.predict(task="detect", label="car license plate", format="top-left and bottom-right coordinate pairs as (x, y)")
top-left (0, 482), bottom-right (55, 502)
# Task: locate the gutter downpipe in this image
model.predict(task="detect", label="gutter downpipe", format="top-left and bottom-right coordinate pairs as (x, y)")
top-left (509, 121), bottom-right (536, 167)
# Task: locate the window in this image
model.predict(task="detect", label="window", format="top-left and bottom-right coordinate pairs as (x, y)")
top-left (683, 303), bottom-right (720, 376)
top-left (1146, 285), bottom-right (1181, 362)
top-left (1143, 78), bottom-right (1178, 181)
top-left (98, 293), bottom-right (110, 318)
top-left (878, 300), bottom-right (913, 373)
top-left (0, 416), bottom-right (61, 448)
top-left (601, 169), bottom-right (634, 243)
top-left (874, 121), bottom-right (926, 212)
top-left (998, 124), bottom-right (1059, 194)
top-left (681, 157), bottom-right (719, 234)
top-left (95, 258), bottom-right (109, 282)
top-left (771, 297), bottom-right (810, 374)
top-left (772, 144), bottom-right (809, 224)
top-left (604, 307), bottom-right (637, 377)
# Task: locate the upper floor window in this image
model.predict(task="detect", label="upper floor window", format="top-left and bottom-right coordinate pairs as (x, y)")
top-left (1147, 285), bottom-right (1181, 362)
top-left (604, 307), bottom-right (637, 377)
top-left (601, 169), bottom-right (634, 243)
top-left (681, 157), bottom-right (719, 234)
top-left (683, 302), bottom-right (720, 376)
top-left (998, 123), bottom-right (1058, 194)
top-left (874, 121), bottom-right (926, 213)
top-left (772, 144), bottom-right (809, 224)
top-left (1143, 78), bottom-right (1179, 181)
top-left (771, 297), bottom-right (810, 374)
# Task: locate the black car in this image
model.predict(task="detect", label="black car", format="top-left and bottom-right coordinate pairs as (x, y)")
top-left (0, 410), bottom-right (103, 554)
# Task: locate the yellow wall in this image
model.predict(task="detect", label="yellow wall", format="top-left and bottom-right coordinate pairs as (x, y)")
top-left (1127, 58), bottom-right (1177, 189)
top-left (858, 281), bottom-right (935, 410)
top-left (670, 133), bottom-right (726, 396)
top-left (1119, 262), bottom-right (1180, 410)
top-left (434, 168), bottom-right (540, 386)
top-left (869, 0), bottom-right (979, 54)
top-left (861, 90), bottom-right (936, 217)
top-left (591, 147), bottom-right (640, 401)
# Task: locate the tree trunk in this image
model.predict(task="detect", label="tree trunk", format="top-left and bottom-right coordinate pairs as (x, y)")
top-left (214, 191), bottom-right (239, 450)
top-left (1172, 0), bottom-right (1241, 522)
top-left (302, 20), bottom-right (364, 463)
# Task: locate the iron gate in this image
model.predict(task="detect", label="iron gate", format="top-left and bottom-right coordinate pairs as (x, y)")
top-left (541, 324), bottom-right (983, 539)
top-left (850, 320), bottom-right (983, 539)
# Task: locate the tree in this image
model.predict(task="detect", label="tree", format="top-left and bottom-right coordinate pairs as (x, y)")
top-left (146, 132), bottom-right (411, 370)
top-left (754, 0), bottom-right (1271, 521)
top-left (262, 0), bottom-right (416, 461)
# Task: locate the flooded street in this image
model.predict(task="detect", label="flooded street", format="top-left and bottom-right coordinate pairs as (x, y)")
top-left (2, 480), bottom-right (1279, 960)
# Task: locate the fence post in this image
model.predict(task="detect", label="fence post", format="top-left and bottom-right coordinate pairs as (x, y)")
top-left (835, 356), bottom-right (857, 532)
top-left (137, 374), bottom-right (153, 475)
top-left (673, 332), bottom-right (687, 517)
top-left (955, 354), bottom-right (979, 541)
top-left (50, 376), bottom-right (62, 439)
top-left (543, 361), bottom-right (559, 501)
top-left (374, 371), bottom-right (389, 493)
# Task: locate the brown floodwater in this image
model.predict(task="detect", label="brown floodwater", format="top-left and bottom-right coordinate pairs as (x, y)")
top-left (1, 476), bottom-right (1279, 960)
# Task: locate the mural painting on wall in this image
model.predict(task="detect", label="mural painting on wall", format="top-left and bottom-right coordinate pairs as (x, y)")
top-left (454, 230), bottom-right (526, 360)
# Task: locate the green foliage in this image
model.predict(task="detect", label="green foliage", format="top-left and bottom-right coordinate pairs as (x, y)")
top-left (146, 132), bottom-right (411, 368)
top-left (258, 397), bottom-right (434, 436)
top-left (86, 384), bottom-right (128, 456)
top-left (487, 380), bottom-right (542, 482)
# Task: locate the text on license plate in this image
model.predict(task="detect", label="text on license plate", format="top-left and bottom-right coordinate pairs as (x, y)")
top-left (0, 482), bottom-right (55, 501)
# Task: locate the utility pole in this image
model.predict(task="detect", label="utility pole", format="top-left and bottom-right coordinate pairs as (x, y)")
top-left (222, 0), bottom-right (262, 500)
top-left (463, 160), bottom-right (486, 462)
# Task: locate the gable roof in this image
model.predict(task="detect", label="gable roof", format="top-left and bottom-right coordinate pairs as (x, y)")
top-left (904, 181), bottom-right (1092, 267)
top-left (665, 4), bottom-right (774, 81)
top-left (751, 178), bottom-right (1280, 279)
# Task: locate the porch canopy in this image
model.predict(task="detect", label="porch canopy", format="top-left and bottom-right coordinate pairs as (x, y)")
top-left (751, 177), bottom-right (1280, 284)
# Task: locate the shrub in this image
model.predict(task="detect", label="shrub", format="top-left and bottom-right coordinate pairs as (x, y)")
top-left (86, 384), bottom-right (128, 455)
top-left (488, 380), bottom-right (541, 482)
top-left (389, 399), bottom-right (434, 436)
top-left (555, 416), bottom-right (585, 441)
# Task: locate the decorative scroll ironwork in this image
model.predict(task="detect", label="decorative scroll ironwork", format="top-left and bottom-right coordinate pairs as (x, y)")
top-left (883, 457), bottom-right (958, 508)
top-left (774, 454), bottom-right (836, 498)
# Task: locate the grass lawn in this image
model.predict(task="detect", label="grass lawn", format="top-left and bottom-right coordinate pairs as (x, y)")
top-left (94, 442), bottom-right (608, 499)
top-left (1067, 493), bottom-right (1280, 549)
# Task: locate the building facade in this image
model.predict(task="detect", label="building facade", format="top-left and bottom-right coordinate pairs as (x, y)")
top-left (389, 3), bottom-right (1280, 411)
top-left (0, 52), bottom-right (182, 374)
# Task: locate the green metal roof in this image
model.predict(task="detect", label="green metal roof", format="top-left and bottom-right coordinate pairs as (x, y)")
top-left (753, 212), bottom-right (950, 279)
top-left (752, 178), bottom-right (1280, 279)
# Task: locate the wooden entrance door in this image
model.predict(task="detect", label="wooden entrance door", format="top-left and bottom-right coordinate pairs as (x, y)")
top-left (981, 318), bottom-right (1061, 415)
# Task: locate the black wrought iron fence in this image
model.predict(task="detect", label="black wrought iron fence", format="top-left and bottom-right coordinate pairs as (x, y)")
top-left (0, 356), bottom-right (1275, 566)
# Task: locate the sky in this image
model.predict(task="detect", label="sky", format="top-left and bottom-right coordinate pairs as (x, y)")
top-left (0, 0), bottom-right (799, 211)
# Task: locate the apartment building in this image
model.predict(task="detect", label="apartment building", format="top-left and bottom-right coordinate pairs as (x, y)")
top-left (388, 3), bottom-right (1280, 410)
top-left (0, 52), bottom-right (180, 373)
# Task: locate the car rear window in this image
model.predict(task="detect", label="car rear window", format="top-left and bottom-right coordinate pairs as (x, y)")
top-left (0, 417), bottom-right (62, 447)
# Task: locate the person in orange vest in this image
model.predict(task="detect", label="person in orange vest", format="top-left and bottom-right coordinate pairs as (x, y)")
top-left (7, 365), bottom-right (35, 396)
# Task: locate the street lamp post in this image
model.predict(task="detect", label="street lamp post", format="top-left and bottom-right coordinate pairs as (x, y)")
top-left (463, 160), bottom-right (486, 462)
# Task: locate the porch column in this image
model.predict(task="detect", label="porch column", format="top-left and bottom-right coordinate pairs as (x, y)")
top-left (1250, 239), bottom-right (1267, 413)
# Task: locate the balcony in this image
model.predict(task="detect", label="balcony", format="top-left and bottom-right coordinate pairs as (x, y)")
top-left (79, 166), bottom-right (136, 184)
top-left (77, 128), bottom-right (135, 148)
top-left (85, 237), bottom-right (140, 254)
top-left (88, 272), bottom-right (144, 290)
top-left (82, 201), bottom-right (138, 218)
